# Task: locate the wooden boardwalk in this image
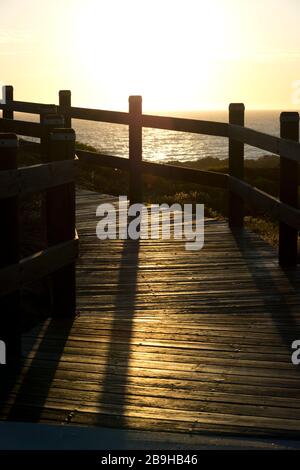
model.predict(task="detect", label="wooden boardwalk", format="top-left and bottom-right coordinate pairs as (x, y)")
top-left (1, 189), bottom-right (300, 437)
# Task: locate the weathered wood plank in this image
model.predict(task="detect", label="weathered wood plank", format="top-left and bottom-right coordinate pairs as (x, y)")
top-left (229, 176), bottom-right (300, 229)
top-left (0, 237), bottom-right (79, 297)
top-left (0, 160), bottom-right (75, 199)
top-left (0, 118), bottom-right (41, 137)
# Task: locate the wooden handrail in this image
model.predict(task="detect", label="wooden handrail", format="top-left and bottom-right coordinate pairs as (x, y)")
top-left (142, 114), bottom-right (229, 137)
top-left (1, 99), bottom-right (300, 163)
top-left (228, 124), bottom-right (300, 164)
top-left (77, 148), bottom-right (300, 228)
top-left (228, 177), bottom-right (300, 230)
top-left (0, 100), bottom-right (54, 114)
top-left (141, 160), bottom-right (228, 188)
top-left (77, 149), bottom-right (129, 170)
top-left (0, 160), bottom-right (76, 199)
top-left (77, 149), bottom-right (228, 189)
top-left (0, 118), bottom-right (41, 137)
top-left (67, 106), bottom-right (128, 125)
top-left (0, 236), bottom-right (79, 298)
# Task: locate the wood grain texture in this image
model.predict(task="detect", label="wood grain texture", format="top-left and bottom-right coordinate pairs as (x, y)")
top-left (0, 161), bottom-right (75, 200)
top-left (1, 189), bottom-right (300, 437)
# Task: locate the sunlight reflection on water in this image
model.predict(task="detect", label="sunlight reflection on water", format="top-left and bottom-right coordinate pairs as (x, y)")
top-left (18, 110), bottom-right (281, 163)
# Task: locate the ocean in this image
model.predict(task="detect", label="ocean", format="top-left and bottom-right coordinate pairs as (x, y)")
top-left (19, 110), bottom-right (282, 163)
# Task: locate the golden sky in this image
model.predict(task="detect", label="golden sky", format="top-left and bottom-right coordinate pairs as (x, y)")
top-left (1, 0), bottom-right (300, 111)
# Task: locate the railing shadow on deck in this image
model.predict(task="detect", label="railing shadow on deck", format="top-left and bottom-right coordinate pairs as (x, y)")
top-left (231, 228), bottom-right (300, 358)
top-left (96, 236), bottom-right (140, 432)
top-left (0, 317), bottom-right (74, 422)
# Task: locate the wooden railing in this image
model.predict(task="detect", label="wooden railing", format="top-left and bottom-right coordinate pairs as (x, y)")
top-left (0, 122), bottom-right (78, 368)
top-left (0, 86), bottom-right (299, 273)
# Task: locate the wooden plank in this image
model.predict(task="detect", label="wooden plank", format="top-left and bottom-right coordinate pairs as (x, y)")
top-left (0, 237), bottom-right (79, 298)
top-left (0, 160), bottom-right (75, 199)
top-left (0, 100), bottom-right (56, 114)
top-left (229, 123), bottom-right (300, 163)
top-left (142, 160), bottom-right (228, 188)
top-left (77, 150), bottom-right (129, 170)
top-left (228, 176), bottom-right (300, 230)
top-left (68, 106), bottom-right (128, 125)
top-left (76, 149), bottom-right (228, 188)
top-left (0, 119), bottom-right (41, 137)
top-left (142, 114), bottom-right (229, 137)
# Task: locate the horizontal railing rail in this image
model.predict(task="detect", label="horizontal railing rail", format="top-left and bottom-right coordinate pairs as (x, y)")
top-left (142, 114), bottom-right (229, 137)
top-left (228, 176), bottom-right (300, 230)
top-left (228, 125), bottom-right (300, 164)
top-left (0, 100), bottom-right (53, 114)
top-left (2, 100), bottom-right (300, 164)
top-left (77, 148), bottom-right (228, 188)
top-left (0, 234), bottom-right (79, 298)
top-left (0, 118), bottom-right (41, 137)
top-left (0, 160), bottom-right (75, 199)
top-left (77, 147), bottom-right (300, 228)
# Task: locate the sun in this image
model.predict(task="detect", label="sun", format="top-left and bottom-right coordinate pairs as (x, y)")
top-left (71, 0), bottom-right (229, 111)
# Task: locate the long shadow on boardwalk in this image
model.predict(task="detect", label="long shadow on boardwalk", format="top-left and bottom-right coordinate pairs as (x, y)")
top-left (0, 230), bottom-right (140, 427)
top-left (95, 238), bottom-right (140, 430)
top-left (232, 228), bottom-right (300, 353)
top-left (0, 317), bottom-right (74, 422)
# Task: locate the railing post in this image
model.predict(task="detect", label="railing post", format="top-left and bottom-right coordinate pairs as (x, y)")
top-left (39, 111), bottom-right (65, 245)
top-left (47, 128), bottom-right (76, 317)
top-left (279, 112), bottom-right (299, 267)
top-left (0, 133), bottom-right (20, 368)
top-left (59, 90), bottom-right (72, 128)
top-left (2, 86), bottom-right (14, 120)
top-left (228, 103), bottom-right (245, 227)
top-left (129, 95), bottom-right (143, 204)
top-left (40, 108), bottom-right (64, 162)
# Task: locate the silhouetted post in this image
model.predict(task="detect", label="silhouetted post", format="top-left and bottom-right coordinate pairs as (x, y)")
top-left (2, 86), bottom-right (14, 120)
top-left (39, 108), bottom-right (64, 162)
top-left (59, 90), bottom-right (72, 128)
top-left (279, 112), bottom-right (299, 267)
top-left (47, 128), bottom-right (76, 317)
top-left (228, 103), bottom-right (245, 227)
top-left (39, 111), bottom-right (65, 245)
top-left (0, 134), bottom-right (20, 368)
top-left (129, 95), bottom-right (143, 204)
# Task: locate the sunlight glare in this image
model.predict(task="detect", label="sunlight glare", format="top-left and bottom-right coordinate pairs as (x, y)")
top-left (72, 0), bottom-right (229, 110)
